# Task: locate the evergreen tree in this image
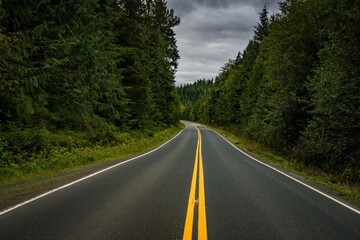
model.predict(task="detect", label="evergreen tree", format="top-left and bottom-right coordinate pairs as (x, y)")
top-left (116, 0), bottom-right (180, 129)
top-left (147, 0), bottom-right (180, 126)
top-left (297, 0), bottom-right (360, 181)
top-left (0, 0), bottom-right (51, 125)
top-left (0, 0), bottom-right (180, 130)
top-left (254, 4), bottom-right (269, 44)
top-left (252, 0), bottom-right (326, 151)
top-left (177, 79), bottom-right (213, 121)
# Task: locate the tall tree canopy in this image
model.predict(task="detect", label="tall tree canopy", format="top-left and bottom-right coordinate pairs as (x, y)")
top-left (0, 0), bottom-right (180, 131)
top-left (179, 0), bottom-right (360, 183)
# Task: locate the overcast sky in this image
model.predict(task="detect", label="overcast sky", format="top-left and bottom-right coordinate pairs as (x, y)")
top-left (166, 0), bottom-right (280, 85)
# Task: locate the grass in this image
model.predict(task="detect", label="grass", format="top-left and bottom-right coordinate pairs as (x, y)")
top-left (0, 125), bottom-right (183, 209)
top-left (207, 125), bottom-right (360, 206)
top-left (1, 123), bottom-right (359, 210)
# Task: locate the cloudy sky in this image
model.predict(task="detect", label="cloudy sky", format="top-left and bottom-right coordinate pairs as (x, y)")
top-left (166, 0), bottom-right (280, 85)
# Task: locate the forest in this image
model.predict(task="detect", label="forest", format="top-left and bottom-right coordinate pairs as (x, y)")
top-left (1, 0), bottom-right (359, 187)
top-left (177, 79), bottom-right (213, 121)
top-left (178, 0), bottom-right (360, 184)
top-left (0, 0), bottom-right (180, 173)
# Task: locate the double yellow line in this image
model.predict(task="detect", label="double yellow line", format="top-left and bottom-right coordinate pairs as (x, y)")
top-left (183, 126), bottom-right (207, 240)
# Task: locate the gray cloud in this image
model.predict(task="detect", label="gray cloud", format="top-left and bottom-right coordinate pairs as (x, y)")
top-left (168, 0), bottom-right (279, 17)
top-left (167, 0), bottom-right (280, 85)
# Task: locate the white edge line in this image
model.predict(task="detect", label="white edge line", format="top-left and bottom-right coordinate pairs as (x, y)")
top-left (0, 127), bottom-right (185, 216)
top-left (209, 128), bottom-right (360, 215)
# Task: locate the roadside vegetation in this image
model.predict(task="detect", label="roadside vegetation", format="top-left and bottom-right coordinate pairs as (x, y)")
top-left (0, 0), bottom-right (181, 188)
top-left (0, 125), bottom-right (182, 209)
top-left (0, 126), bottom-right (182, 184)
top-left (209, 126), bottom-right (360, 204)
top-left (178, 1), bottom-right (359, 203)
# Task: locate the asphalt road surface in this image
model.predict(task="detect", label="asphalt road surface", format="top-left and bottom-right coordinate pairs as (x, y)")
top-left (0, 123), bottom-right (359, 239)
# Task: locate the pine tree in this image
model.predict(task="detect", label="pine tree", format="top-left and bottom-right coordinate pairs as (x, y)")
top-left (254, 4), bottom-right (269, 44)
top-left (297, 0), bottom-right (360, 181)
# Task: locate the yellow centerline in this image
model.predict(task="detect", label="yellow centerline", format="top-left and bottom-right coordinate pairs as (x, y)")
top-left (183, 125), bottom-right (207, 240)
top-left (198, 129), bottom-right (207, 239)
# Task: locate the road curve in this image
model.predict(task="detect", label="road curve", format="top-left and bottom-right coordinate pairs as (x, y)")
top-left (0, 123), bottom-right (359, 239)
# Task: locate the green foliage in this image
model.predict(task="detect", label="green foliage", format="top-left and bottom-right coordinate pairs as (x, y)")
top-left (0, 125), bottom-right (182, 184)
top-left (0, 0), bottom-right (181, 178)
top-left (0, 0), bottom-right (180, 129)
top-left (255, 0), bottom-right (328, 151)
top-left (183, 0), bottom-right (359, 184)
top-left (296, 0), bottom-right (360, 182)
top-left (116, 0), bottom-right (180, 129)
top-left (177, 79), bottom-right (213, 121)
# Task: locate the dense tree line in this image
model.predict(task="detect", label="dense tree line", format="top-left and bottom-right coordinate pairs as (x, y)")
top-left (181, 0), bottom-right (360, 183)
top-left (177, 79), bottom-right (213, 121)
top-left (0, 0), bottom-right (180, 130)
top-left (0, 0), bottom-right (180, 164)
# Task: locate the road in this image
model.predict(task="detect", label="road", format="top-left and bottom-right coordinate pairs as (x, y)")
top-left (0, 123), bottom-right (359, 239)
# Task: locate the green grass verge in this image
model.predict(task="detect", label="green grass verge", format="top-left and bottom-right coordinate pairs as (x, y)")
top-left (0, 125), bottom-right (183, 209)
top-left (208, 125), bottom-right (360, 206)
